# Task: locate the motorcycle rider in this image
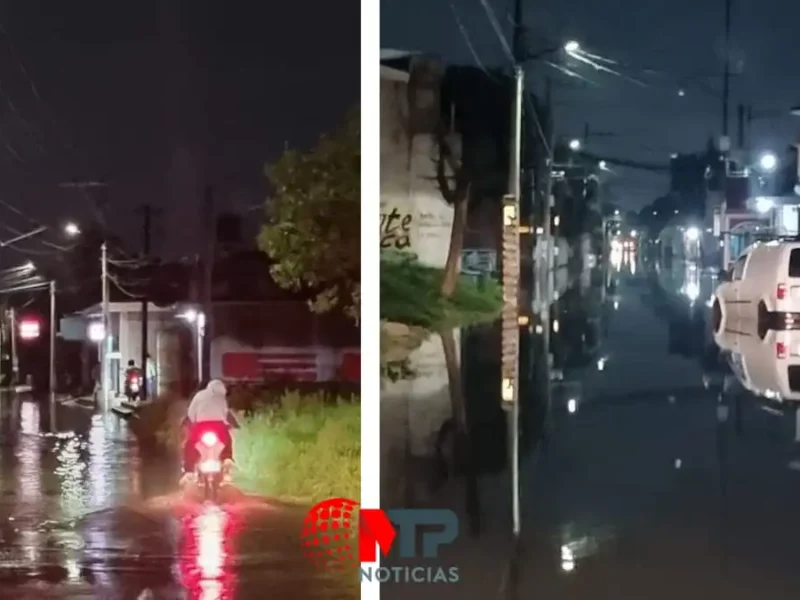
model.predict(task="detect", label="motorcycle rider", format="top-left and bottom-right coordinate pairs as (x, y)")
top-left (180, 379), bottom-right (238, 486)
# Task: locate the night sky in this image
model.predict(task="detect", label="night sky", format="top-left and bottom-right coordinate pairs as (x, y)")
top-left (0, 0), bottom-right (358, 258)
top-left (381, 0), bottom-right (800, 211)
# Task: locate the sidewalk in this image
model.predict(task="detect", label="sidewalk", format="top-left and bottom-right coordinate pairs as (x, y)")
top-left (0, 384), bottom-right (33, 393)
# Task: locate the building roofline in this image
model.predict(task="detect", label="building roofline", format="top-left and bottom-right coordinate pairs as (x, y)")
top-left (380, 64), bottom-right (410, 82)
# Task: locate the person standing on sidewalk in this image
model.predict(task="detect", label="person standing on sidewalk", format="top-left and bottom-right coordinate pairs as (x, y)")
top-left (145, 353), bottom-right (157, 398)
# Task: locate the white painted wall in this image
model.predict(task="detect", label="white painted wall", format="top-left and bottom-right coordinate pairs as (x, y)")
top-left (380, 66), bottom-right (454, 268)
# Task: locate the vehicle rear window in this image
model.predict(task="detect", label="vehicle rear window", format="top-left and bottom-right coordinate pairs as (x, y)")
top-left (789, 250), bottom-right (800, 277)
top-left (788, 366), bottom-right (800, 392)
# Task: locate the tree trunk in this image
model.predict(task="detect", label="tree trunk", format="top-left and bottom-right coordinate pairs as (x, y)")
top-left (441, 195), bottom-right (469, 298)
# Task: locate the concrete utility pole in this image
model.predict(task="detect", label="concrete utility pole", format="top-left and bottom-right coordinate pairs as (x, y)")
top-left (544, 77), bottom-right (555, 300)
top-left (137, 204), bottom-right (153, 400)
top-left (49, 280), bottom-right (56, 395)
top-left (504, 0), bottom-right (525, 541)
top-left (100, 242), bottom-right (110, 409)
top-left (201, 186), bottom-right (215, 385)
top-left (8, 307), bottom-right (16, 385)
top-left (722, 0), bottom-right (732, 138)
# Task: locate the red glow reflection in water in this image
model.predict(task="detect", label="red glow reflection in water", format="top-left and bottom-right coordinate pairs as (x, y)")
top-left (178, 504), bottom-right (240, 600)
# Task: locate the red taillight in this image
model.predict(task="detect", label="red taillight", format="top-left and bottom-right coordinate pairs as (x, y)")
top-left (777, 342), bottom-right (787, 359)
top-left (777, 283), bottom-right (787, 300)
top-left (201, 431), bottom-right (218, 447)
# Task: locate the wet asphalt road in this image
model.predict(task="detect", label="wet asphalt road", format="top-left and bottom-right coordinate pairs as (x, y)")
top-left (0, 397), bottom-right (355, 599)
top-left (381, 253), bottom-right (800, 599)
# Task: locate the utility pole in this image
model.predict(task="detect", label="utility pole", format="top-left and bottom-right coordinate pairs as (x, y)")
top-left (736, 103), bottom-right (745, 149)
top-left (505, 66), bottom-right (524, 543)
top-left (722, 0), bottom-right (732, 138)
top-left (138, 204), bottom-right (153, 400)
top-left (101, 242), bottom-right (109, 409)
top-left (49, 280), bottom-right (56, 395)
top-left (544, 77), bottom-right (555, 301)
top-left (9, 307), bottom-right (17, 386)
top-left (201, 187), bottom-right (215, 385)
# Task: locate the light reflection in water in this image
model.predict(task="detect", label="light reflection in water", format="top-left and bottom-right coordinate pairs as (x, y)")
top-left (17, 401), bottom-right (42, 565)
top-left (55, 435), bottom-right (87, 517)
top-left (179, 505), bottom-right (238, 599)
top-left (18, 401), bottom-right (41, 503)
top-left (88, 414), bottom-right (111, 508)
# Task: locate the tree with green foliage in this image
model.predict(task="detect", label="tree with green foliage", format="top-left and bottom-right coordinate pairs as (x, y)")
top-left (258, 110), bottom-right (360, 323)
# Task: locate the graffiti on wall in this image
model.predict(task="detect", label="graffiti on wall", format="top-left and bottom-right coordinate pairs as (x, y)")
top-left (380, 207), bottom-right (413, 249)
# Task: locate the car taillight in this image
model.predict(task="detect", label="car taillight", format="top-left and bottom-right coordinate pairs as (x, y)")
top-left (201, 432), bottom-right (218, 447)
top-left (777, 342), bottom-right (787, 359)
top-left (778, 283), bottom-right (787, 300)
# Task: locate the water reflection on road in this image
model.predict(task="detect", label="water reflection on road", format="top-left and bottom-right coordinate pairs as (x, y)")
top-left (0, 396), bottom-right (354, 599)
top-left (381, 250), bottom-right (800, 599)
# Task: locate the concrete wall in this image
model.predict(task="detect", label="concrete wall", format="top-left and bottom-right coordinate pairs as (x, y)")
top-left (380, 65), bottom-right (454, 268)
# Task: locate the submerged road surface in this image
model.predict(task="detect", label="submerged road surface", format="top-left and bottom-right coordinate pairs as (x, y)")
top-left (0, 396), bottom-right (353, 599)
top-left (381, 256), bottom-right (800, 599)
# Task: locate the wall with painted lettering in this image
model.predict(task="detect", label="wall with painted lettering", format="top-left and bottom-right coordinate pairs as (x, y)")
top-left (380, 65), bottom-right (454, 268)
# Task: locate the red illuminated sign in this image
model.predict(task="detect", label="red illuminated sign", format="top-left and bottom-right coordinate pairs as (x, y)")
top-left (18, 320), bottom-right (40, 340)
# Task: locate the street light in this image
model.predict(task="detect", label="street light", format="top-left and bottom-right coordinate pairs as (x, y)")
top-left (179, 307), bottom-right (205, 383)
top-left (685, 226), bottom-right (700, 242)
top-left (755, 196), bottom-right (774, 213)
top-left (758, 152), bottom-right (778, 172)
top-left (569, 139), bottom-right (581, 151)
top-left (64, 222), bottom-right (80, 237)
top-left (564, 40), bottom-right (580, 53)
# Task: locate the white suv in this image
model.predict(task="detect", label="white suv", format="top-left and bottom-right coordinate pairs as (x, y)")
top-left (713, 240), bottom-right (800, 339)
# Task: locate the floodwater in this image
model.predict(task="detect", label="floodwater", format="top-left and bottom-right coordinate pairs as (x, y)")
top-left (381, 250), bottom-right (800, 599)
top-left (0, 396), bottom-right (354, 599)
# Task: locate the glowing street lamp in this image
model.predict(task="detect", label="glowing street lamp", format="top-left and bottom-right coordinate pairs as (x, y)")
top-left (758, 152), bottom-right (778, 172)
top-left (64, 222), bottom-right (80, 237)
top-left (564, 40), bottom-right (580, 53)
top-left (87, 321), bottom-right (105, 343)
top-left (180, 308), bottom-right (198, 323)
top-left (755, 196), bottom-right (774, 213)
top-left (179, 307), bottom-right (206, 383)
top-left (569, 139), bottom-right (581, 151)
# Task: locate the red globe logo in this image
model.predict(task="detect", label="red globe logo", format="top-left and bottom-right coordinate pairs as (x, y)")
top-left (300, 497), bottom-right (359, 570)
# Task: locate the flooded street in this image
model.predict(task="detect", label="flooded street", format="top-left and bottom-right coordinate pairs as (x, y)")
top-left (0, 396), bottom-right (352, 599)
top-left (381, 252), bottom-right (800, 598)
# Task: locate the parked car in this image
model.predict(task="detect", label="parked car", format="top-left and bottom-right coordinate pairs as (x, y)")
top-left (713, 240), bottom-right (800, 339)
top-left (714, 318), bottom-right (800, 402)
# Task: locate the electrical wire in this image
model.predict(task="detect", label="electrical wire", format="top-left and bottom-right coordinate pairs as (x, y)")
top-left (477, 0), bottom-right (514, 62)
top-left (448, 0), bottom-right (496, 79)
top-left (107, 274), bottom-right (144, 299)
top-left (476, 0), bottom-right (553, 158)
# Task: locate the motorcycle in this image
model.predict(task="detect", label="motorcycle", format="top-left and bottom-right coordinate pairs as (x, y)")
top-left (124, 372), bottom-right (142, 402)
top-left (195, 427), bottom-right (227, 502)
top-left (182, 414), bottom-right (239, 502)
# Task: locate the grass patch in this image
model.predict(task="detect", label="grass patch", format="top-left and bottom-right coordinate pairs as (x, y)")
top-left (233, 391), bottom-right (360, 504)
top-left (380, 252), bottom-right (502, 329)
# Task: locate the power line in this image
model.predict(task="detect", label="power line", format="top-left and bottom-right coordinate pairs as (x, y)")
top-left (447, 0), bottom-right (496, 78)
top-left (476, 0), bottom-right (552, 157)
top-left (477, 0), bottom-right (514, 63)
